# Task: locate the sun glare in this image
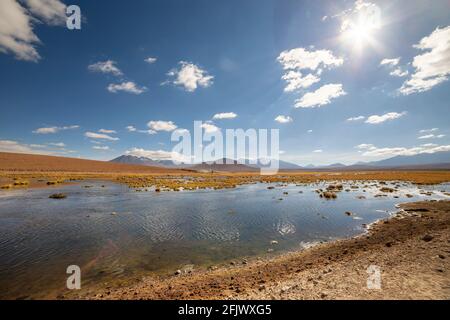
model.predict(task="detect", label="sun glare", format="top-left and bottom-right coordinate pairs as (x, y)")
top-left (340, 1), bottom-right (382, 51)
top-left (345, 21), bottom-right (377, 47)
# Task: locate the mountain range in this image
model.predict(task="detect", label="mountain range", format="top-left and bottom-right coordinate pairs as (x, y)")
top-left (110, 151), bottom-right (450, 171)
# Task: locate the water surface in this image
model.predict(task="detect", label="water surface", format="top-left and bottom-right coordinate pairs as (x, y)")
top-left (0, 180), bottom-right (448, 299)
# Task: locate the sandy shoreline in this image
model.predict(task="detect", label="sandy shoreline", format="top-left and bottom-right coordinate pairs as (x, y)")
top-left (66, 200), bottom-right (449, 300)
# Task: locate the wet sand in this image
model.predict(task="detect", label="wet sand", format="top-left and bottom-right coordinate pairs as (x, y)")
top-left (70, 200), bottom-right (449, 300)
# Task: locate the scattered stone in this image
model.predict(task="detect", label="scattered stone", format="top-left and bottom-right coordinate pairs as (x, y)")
top-left (13, 180), bottom-right (29, 186)
top-left (345, 211), bottom-right (352, 216)
top-left (422, 234), bottom-right (434, 242)
top-left (49, 193), bottom-right (67, 199)
top-left (270, 240), bottom-right (279, 245)
top-left (406, 208), bottom-right (429, 212)
top-left (174, 270), bottom-right (182, 275)
top-left (322, 191), bottom-right (337, 199)
top-left (280, 286), bottom-right (290, 293)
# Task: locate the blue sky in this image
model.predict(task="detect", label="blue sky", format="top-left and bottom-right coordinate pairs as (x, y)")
top-left (0, 0), bottom-right (449, 165)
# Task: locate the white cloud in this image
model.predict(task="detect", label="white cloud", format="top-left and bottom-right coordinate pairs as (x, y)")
top-left (400, 26), bottom-right (450, 95)
top-left (418, 134), bottom-right (434, 139)
top-left (33, 125), bottom-right (79, 134)
top-left (421, 143), bottom-right (438, 147)
top-left (295, 83), bottom-right (347, 108)
top-left (418, 134), bottom-right (445, 139)
top-left (107, 82), bottom-right (147, 94)
top-left (34, 127), bottom-right (59, 134)
top-left (48, 142), bottom-right (65, 147)
top-left (212, 112), bottom-right (237, 120)
top-left (355, 143), bottom-right (376, 150)
top-left (98, 129), bottom-right (117, 134)
top-left (201, 122), bottom-right (220, 133)
top-left (84, 132), bottom-right (119, 141)
top-left (380, 57), bottom-right (409, 77)
top-left (356, 143), bottom-right (450, 157)
top-left (380, 58), bottom-right (400, 67)
top-left (174, 128), bottom-right (189, 135)
top-left (278, 47), bottom-right (344, 71)
top-left (147, 120), bottom-right (177, 132)
top-left (126, 125), bottom-right (156, 135)
top-left (281, 71), bottom-right (320, 92)
top-left (24, 0), bottom-right (66, 25)
top-left (0, 0), bottom-right (41, 62)
top-left (0, 140), bottom-right (40, 154)
top-left (142, 130), bottom-right (157, 135)
top-left (165, 61), bottom-right (213, 92)
top-left (277, 47), bottom-right (343, 93)
top-left (92, 145), bottom-right (110, 151)
top-left (144, 57), bottom-right (157, 64)
top-left (0, 0), bottom-right (66, 62)
top-left (126, 148), bottom-right (187, 162)
top-left (390, 68), bottom-right (409, 77)
top-left (274, 115), bottom-right (293, 123)
top-left (365, 112), bottom-right (406, 124)
top-left (347, 115), bottom-right (365, 121)
top-left (419, 128), bottom-right (439, 133)
top-left (307, 129), bottom-right (313, 133)
top-left (88, 60), bottom-right (123, 76)
top-left (313, 149), bottom-right (323, 153)
top-left (0, 139), bottom-right (72, 155)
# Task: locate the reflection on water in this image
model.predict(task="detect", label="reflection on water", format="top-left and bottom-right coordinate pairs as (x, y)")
top-left (0, 181), bottom-right (448, 299)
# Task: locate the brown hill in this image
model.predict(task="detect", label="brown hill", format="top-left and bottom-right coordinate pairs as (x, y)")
top-left (0, 152), bottom-right (183, 173)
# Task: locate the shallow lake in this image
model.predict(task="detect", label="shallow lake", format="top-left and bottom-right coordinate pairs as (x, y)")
top-left (0, 180), bottom-right (448, 299)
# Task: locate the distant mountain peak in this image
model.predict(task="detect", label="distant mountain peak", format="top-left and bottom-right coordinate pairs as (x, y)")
top-left (110, 155), bottom-right (179, 168)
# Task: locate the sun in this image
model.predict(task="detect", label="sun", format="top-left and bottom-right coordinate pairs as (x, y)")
top-left (339, 2), bottom-right (382, 51)
top-left (344, 21), bottom-right (377, 47)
